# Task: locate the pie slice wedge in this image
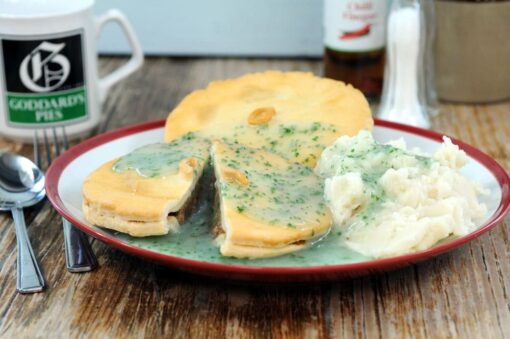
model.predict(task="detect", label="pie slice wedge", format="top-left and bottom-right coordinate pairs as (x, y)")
top-left (211, 140), bottom-right (332, 259)
top-left (82, 133), bottom-right (210, 237)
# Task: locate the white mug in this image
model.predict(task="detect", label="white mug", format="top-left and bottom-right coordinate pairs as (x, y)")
top-left (0, 0), bottom-right (144, 141)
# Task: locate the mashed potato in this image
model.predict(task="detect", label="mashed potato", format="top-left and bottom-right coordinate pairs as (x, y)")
top-left (315, 130), bottom-right (487, 258)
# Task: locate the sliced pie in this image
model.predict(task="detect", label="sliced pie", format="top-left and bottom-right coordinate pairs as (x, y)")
top-left (82, 71), bottom-right (372, 259)
top-left (211, 140), bottom-right (332, 258)
top-left (82, 133), bottom-right (210, 237)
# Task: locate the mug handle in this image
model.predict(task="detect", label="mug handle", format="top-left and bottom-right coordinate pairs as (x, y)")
top-left (95, 9), bottom-right (144, 103)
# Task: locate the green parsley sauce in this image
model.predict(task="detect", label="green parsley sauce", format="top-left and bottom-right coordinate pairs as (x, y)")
top-left (113, 182), bottom-right (367, 266)
top-left (112, 133), bottom-right (209, 178)
top-left (217, 141), bottom-right (328, 228)
top-left (210, 121), bottom-right (338, 166)
top-left (102, 121), bottom-right (366, 263)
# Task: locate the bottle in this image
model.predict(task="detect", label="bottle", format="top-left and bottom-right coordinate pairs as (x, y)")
top-left (323, 0), bottom-right (388, 101)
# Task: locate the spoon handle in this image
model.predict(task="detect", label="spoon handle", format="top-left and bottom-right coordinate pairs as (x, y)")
top-left (11, 207), bottom-right (45, 293)
top-left (62, 218), bottom-right (98, 272)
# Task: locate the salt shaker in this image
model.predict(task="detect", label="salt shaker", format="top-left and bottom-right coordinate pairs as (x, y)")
top-left (377, 0), bottom-right (431, 128)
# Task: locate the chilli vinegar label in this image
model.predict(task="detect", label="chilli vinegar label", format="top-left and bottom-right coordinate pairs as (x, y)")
top-left (324, 0), bottom-right (387, 52)
top-left (0, 31), bottom-right (88, 126)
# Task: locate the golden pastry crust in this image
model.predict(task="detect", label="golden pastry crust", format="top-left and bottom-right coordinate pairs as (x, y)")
top-left (83, 161), bottom-right (192, 219)
top-left (211, 140), bottom-right (332, 259)
top-left (164, 71), bottom-right (373, 157)
top-left (82, 139), bottom-right (209, 237)
top-left (83, 202), bottom-right (180, 237)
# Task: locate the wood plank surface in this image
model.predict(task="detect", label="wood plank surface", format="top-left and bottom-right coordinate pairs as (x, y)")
top-left (0, 57), bottom-right (509, 338)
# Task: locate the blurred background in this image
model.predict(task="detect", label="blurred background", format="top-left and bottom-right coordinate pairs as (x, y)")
top-left (95, 0), bottom-right (323, 57)
top-left (95, 0), bottom-right (510, 106)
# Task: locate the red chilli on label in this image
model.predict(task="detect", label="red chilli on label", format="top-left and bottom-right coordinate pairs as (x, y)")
top-left (339, 24), bottom-right (371, 40)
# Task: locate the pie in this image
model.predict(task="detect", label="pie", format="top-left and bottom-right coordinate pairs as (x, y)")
top-left (82, 71), bottom-right (372, 258)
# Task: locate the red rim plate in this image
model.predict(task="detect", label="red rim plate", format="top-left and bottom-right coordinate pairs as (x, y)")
top-left (45, 119), bottom-right (510, 282)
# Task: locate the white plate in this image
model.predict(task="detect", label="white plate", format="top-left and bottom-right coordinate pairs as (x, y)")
top-left (45, 119), bottom-right (510, 282)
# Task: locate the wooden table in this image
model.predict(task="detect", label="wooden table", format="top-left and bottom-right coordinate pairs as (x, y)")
top-left (1, 57), bottom-right (509, 338)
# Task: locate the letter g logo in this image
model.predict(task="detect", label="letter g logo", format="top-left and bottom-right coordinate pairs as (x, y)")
top-left (19, 41), bottom-right (70, 93)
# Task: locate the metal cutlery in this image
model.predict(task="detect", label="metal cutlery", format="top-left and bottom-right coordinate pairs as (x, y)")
top-left (0, 152), bottom-right (46, 293)
top-left (33, 127), bottom-right (98, 272)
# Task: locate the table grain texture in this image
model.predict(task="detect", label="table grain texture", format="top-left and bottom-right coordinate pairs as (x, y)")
top-left (0, 57), bottom-right (509, 339)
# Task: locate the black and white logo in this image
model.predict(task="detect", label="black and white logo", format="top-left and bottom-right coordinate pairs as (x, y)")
top-left (19, 41), bottom-right (71, 93)
top-left (1, 33), bottom-right (85, 94)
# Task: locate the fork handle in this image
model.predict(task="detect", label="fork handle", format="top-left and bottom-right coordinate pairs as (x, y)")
top-left (11, 207), bottom-right (45, 293)
top-left (62, 218), bottom-right (98, 272)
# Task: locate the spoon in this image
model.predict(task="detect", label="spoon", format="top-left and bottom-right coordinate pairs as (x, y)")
top-left (0, 152), bottom-right (46, 293)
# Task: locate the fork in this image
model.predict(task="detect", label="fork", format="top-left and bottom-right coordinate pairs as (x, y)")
top-left (34, 127), bottom-right (98, 272)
